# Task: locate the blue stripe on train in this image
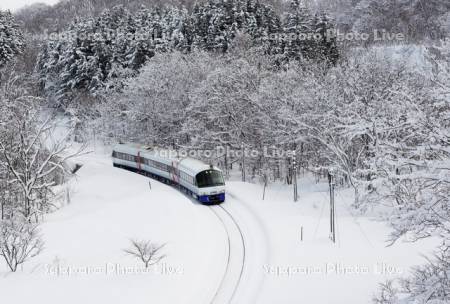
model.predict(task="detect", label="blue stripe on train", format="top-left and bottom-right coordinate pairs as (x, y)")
top-left (198, 193), bottom-right (225, 204)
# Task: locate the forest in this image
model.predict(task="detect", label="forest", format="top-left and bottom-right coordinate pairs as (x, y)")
top-left (0, 0), bottom-right (449, 303)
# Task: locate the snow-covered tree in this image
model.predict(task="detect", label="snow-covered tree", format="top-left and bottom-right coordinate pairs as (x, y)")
top-left (36, 1), bottom-right (337, 109)
top-left (281, 0), bottom-right (315, 61)
top-left (374, 245), bottom-right (450, 303)
top-left (191, 0), bottom-right (281, 53)
top-left (124, 239), bottom-right (166, 268)
top-left (0, 215), bottom-right (43, 272)
top-left (0, 10), bottom-right (25, 69)
top-left (369, 41), bottom-right (450, 304)
top-left (274, 1), bottom-right (339, 65)
top-left (0, 78), bottom-right (83, 220)
top-left (352, 0), bottom-right (450, 41)
top-left (184, 57), bottom-right (279, 180)
top-left (98, 51), bottom-right (217, 146)
top-left (37, 5), bottom-right (194, 107)
top-left (312, 13), bottom-right (339, 64)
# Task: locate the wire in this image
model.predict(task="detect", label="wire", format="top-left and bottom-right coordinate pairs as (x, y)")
top-left (335, 190), bottom-right (375, 248)
top-left (303, 174), bottom-right (373, 248)
top-left (313, 195), bottom-right (327, 240)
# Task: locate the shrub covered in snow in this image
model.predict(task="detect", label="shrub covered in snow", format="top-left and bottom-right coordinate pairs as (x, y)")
top-left (124, 239), bottom-right (166, 268)
top-left (0, 216), bottom-right (43, 272)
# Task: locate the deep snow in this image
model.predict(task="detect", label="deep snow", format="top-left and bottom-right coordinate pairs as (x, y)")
top-left (0, 150), bottom-right (438, 304)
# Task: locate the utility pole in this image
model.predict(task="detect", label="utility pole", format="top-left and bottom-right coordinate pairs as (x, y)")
top-left (262, 175), bottom-right (267, 200)
top-left (293, 150), bottom-right (298, 202)
top-left (241, 142), bottom-right (246, 182)
top-left (328, 169), bottom-right (336, 243)
top-left (0, 190), bottom-right (4, 220)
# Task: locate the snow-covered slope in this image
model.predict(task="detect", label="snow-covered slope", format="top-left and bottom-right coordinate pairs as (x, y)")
top-left (0, 151), bottom-right (438, 304)
top-left (0, 152), bottom-right (227, 304)
top-left (226, 179), bottom-right (439, 304)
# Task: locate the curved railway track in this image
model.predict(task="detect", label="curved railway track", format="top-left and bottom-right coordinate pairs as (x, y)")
top-left (113, 163), bottom-right (248, 303)
top-left (208, 204), bottom-right (246, 304)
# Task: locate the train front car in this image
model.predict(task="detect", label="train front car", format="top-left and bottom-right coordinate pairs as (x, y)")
top-left (195, 168), bottom-right (226, 204)
top-left (112, 144), bottom-right (226, 205)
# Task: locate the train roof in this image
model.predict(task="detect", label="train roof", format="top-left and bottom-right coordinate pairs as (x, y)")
top-left (113, 143), bottom-right (157, 155)
top-left (177, 157), bottom-right (216, 174)
top-left (113, 143), bottom-right (221, 176)
top-left (113, 144), bottom-right (180, 164)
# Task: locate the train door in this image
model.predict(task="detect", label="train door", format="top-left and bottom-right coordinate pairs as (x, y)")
top-left (137, 151), bottom-right (142, 171)
top-left (171, 161), bottom-right (180, 184)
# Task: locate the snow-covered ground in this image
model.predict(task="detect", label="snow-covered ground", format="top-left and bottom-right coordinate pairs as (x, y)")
top-left (227, 179), bottom-right (438, 304)
top-left (0, 151), bottom-right (228, 304)
top-left (0, 150), bottom-right (438, 304)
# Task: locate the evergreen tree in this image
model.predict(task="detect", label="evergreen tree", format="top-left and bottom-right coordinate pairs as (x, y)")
top-left (281, 0), bottom-right (315, 62)
top-left (191, 0), bottom-right (281, 53)
top-left (280, 1), bottom-right (339, 65)
top-left (0, 10), bottom-right (25, 69)
top-left (36, 0), bottom-right (336, 106)
top-left (37, 5), bottom-right (188, 105)
top-left (313, 13), bottom-right (339, 65)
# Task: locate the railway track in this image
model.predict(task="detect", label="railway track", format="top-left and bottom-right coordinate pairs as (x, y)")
top-left (208, 204), bottom-right (246, 304)
top-left (114, 162), bottom-right (248, 303)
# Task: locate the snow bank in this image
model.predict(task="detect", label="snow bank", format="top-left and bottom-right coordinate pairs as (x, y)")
top-left (226, 176), bottom-right (439, 304)
top-left (0, 152), bottom-right (438, 304)
top-left (0, 152), bottom-right (226, 304)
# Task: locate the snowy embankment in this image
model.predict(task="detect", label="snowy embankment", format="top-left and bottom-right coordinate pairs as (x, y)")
top-left (227, 179), bottom-right (439, 304)
top-left (0, 150), bottom-right (438, 304)
top-left (0, 150), bottom-right (227, 304)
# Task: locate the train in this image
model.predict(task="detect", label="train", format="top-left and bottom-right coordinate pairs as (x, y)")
top-left (112, 143), bottom-right (226, 204)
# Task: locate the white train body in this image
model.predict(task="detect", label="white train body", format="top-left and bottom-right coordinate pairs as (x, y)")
top-left (112, 143), bottom-right (226, 204)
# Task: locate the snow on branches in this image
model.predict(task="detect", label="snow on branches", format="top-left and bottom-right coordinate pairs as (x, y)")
top-left (0, 215), bottom-right (43, 272)
top-left (0, 10), bottom-right (25, 69)
top-left (0, 71), bottom-right (84, 272)
top-left (0, 74), bottom-right (84, 221)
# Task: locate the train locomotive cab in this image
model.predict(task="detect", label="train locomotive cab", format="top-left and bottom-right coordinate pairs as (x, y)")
top-left (195, 169), bottom-right (226, 204)
top-left (112, 144), bottom-right (226, 205)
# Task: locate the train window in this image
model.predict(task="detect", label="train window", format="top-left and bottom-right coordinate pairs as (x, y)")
top-left (151, 160), bottom-right (167, 172)
top-left (120, 153), bottom-right (134, 162)
top-left (181, 172), bottom-right (194, 185)
top-left (196, 170), bottom-right (225, 188)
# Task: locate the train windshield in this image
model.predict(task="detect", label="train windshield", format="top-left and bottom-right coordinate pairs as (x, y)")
top-left (196, 170), bottom-right (225, 188)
